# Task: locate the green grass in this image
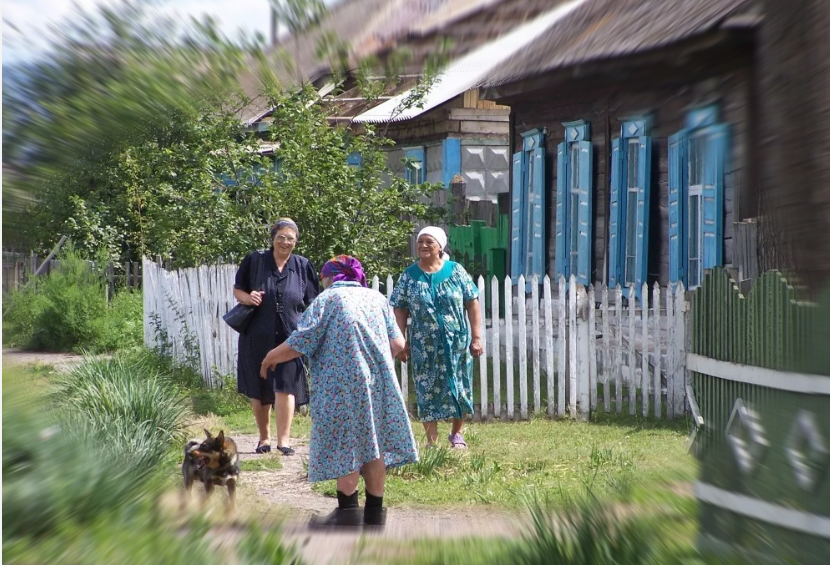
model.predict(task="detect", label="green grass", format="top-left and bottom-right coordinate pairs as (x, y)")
top-left (240, 454), bottom-right (284, 472)
top-left (312, 414), bottom-right (695, 508)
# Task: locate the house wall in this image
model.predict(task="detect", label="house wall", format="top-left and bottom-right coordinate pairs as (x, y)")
top-left (505, 51), bottom-right (755, 287)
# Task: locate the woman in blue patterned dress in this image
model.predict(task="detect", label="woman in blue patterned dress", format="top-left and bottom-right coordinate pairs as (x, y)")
top-left (261, 255), bottom-right (417, 528)
top-left (389, 226), bottom-right (483, 449)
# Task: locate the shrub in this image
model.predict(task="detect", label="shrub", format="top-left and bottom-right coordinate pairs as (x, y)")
top-left (89, 289), bottom-right (144, 353)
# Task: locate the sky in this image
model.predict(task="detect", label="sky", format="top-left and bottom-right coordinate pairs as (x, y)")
top-left (2, 0), bottom-right (305, 66)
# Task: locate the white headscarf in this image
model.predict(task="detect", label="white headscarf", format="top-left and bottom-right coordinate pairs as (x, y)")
top-left (417, 226), bottom-right (450, 260)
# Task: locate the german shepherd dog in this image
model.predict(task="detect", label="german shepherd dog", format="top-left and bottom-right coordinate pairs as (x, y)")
top-left (182, 429), bottom-right (240, 510)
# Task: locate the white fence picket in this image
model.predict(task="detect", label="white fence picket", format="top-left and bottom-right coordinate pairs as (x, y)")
top-left (477, 275), bottom-right (488, 420)
top-left (518, 275), bottom-right (528, 420)
top-left (491, 276), bottom-right (501, 418)
top-left (543, 276), bottom-right (554, 417)
top-left (531, 276), bottom-right (541, 414)
top-left (142, 261), bottom-right (690, 420)
top-left (557, 276), bottom-right (566, 417)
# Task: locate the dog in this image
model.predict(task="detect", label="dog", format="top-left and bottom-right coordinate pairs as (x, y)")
top-left (182, 429), bottom-right (240, 511)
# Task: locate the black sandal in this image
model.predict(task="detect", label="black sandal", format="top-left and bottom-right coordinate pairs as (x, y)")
top-left (276, 445), bottom-right (295, 456)
top-left (255, 441), bottom-right (271, 454)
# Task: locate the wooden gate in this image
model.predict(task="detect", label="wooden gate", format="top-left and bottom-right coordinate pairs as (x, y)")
top-left (688, 268), bottom-right (830, 564)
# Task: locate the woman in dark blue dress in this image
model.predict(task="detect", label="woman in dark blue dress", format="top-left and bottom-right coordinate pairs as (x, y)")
top-left (233, 218), bottom-right (320, 455)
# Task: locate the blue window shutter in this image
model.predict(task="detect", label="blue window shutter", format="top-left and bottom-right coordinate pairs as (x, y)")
top-left (530, 146), bottom-right (546, 281)
top-left (510, 151), bottom-right (526, 279)
top-left (608, 138), bottom-right (623, 288)
top-left (575, 140), bottom-right (593, 286)
top-left (668, 131), bottom-right (686, 284)
top-left (701, 124), bottom-right (727, 271)
top-left (554, 142), bottom-right (568, 279)
top-left (347, 152), bottom-right (362, 167)
top-left (442, 138), bottom-right (461, 188)
top-left (634, 136), bottom-right (652, 297)
top-left (404, 147), bottom-right (425, 184)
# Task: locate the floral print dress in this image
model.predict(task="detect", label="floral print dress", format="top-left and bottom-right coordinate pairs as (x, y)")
top-left (286, 281), bottom-right (418, 482)
top-left (389, 261), bottom-right (479, 422)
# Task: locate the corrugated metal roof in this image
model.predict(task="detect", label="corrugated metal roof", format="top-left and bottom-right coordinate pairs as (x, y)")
top-left (351, 0), bottom-right (589, 123)
top-left (480, 0), bottom-right (757, 88)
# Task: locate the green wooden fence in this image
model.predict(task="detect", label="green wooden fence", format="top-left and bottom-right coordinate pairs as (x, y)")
top-left (449, 215), bottom-right (508, 317)
top-left (689, 268), bottom-right (830, 564)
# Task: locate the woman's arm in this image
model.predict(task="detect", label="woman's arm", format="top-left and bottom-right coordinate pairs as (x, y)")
top-left (390, 334), bottom-right (406, 359)
top-left (393, 308), bottom-right (410, 361)
top-left (465, 298), bottom-right (484, 358)
top-left (234, 287), bottom-right (263, 306)
top-left (260, 342), bottom-right (302, 378)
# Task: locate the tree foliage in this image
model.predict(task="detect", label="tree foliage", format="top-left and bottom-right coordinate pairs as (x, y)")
top-left (3, 0), bottom-right (445, 274)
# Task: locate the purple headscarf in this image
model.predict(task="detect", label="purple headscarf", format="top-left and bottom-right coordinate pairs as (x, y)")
top-left (321, 255), bottom-right (367, 287)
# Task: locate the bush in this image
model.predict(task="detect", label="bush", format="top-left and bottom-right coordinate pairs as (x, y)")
top-left (90, 290), bottom-right (144, 353)
top-left (2, 248), bottom-right (143, 353)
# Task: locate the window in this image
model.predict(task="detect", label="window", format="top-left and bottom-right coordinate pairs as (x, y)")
top-left (404, 147), bottom-right (425, 184)
top-left (510, 129), bottom-right (546, 284)
top-left (554, 120), bottom-right (593, 285)
top-left (668, 105), bottom-right (728, 289)
top-left (609, 118), bottom-right (652, 296)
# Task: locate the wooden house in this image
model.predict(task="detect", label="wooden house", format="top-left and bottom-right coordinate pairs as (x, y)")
top-left (478, 0), bottom-right (762, 291)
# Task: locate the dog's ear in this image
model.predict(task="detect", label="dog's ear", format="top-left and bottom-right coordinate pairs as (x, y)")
top-left (217, 430), bottom-right (225, 444)
top-left (203, 429), bottom-right (213, 440)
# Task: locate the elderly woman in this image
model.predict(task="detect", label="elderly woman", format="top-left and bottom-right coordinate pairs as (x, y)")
top-left (233, 218), bottom-right (320, 456)
top-left (261, 255), bottom-right (417, 528)
top-left (389, 226), bottom-right (483, 449)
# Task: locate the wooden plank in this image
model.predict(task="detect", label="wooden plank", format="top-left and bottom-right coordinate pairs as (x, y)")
top-left (588, 285), bottom-right (597, 413)
top-left (601, 286), bottom-right (610, 413)
top-left (667, 284), bottom-right (676, 419)
top-left (371, 275), bottom-right (380, 292)
top-left (686, 354), bottom-right (830, 394)
top-left (448, 108), bottom-right (510, 121)
top-left (478, 275), bottom-right (488, 420)
top-left (531, 276), bottom-right (541, 414)
top-left (543, 276), bottom-right (555, 417)
top-left (557, 276), bottom-right (567, 417)
top-left (641, 283), bottom-right (650, 418)
top-left (518, 275), bottom-right (528, 420)
top-left (628, 284), bottom-right (637, 415)
top-left (491, 276), bottom-right (501, 418)
top-left (505, 275), bottom-right (514, 420)
top-left (653, 285), bottom-right (662, 418)
top-left (569, 276), bottom-right (578, 417)
top-left (675, 283), bottom-right (687, 415)
top-left (614, 285), bottom-right (623, 414)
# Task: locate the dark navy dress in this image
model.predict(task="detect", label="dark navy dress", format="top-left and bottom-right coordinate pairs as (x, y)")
top-left (234, 250), bottom-right (320, 406)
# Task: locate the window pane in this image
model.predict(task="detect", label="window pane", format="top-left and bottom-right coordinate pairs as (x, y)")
top-left (689, 137), bottom-right (703, 186)
top-left (570, 145), bottom-right (580, 189)
top-left (627, 140), bottom-right (639, 189)
top-left (689, 194), bottom-right (700, 287)
top-left (525, 157), bottom-right (535, 274)
top-left (625, 190), bottom-right (637, 284)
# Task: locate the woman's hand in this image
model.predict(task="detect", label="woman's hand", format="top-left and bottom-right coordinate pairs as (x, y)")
top-left (247, 290), bottom-right (264, 306)
top-left (469, 337), bottom-right (484, 358)
top-left (396, 343), bottom-right (411, 363)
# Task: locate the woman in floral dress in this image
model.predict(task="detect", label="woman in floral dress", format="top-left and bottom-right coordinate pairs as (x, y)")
top-left (260, 255), bottom-right (417, 528)
top-left (389, 226), bottom-right (484, 449)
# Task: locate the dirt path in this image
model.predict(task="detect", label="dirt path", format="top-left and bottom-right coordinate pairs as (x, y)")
top-left (231, 434), bottom-right (524, 565)
top-left (2, 348), bottom-right (88, 372)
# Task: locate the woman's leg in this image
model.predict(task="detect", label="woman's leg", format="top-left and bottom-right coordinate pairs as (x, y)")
top-left (422, 421), bottom-right (439, 445)
top-left (336, 472), bottom-right (360, 498)
top-left (251, 399), bottom-right (272, 444)
top-left (361, 457), bottom-right (386, 497)
top-left (275, 392), bottom-right (295, 447)
top-left (450, 418), bottom-right (463, 435)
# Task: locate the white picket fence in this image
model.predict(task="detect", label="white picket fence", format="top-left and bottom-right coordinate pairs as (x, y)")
top-left (143, 258), bottom-right (690, 419)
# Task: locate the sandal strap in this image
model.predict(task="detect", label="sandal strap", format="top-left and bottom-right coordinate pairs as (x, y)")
top-left (276, 445), bottom-right (295, 455)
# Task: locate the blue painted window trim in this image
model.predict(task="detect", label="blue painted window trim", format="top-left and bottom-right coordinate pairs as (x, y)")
top-left (510, 129), bottom-right (546, 286)
top-left (555, 120), bottom-right (593, 285)
top-left (609, 118), bottom-right (652, 299)
top-left (669, 106), bottom-right (728, 289)
top-left (404, 147), bottom-right (425, 184)
top-left (442, 138), bottom-right (461, 188)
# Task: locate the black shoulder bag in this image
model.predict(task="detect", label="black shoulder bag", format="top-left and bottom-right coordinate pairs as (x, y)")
top-left (222, 252), bottom-right (264, 334)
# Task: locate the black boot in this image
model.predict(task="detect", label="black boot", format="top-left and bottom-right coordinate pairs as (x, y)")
top-left (309, 490), bottom-right (363, 528)
top-left (363, 491), bottom-right (386, 528)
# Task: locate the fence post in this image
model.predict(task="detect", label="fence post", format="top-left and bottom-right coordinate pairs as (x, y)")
top-left (614, 285), bottom-right (624, 413)
top-left (667, 284), bottom-right (677, 418)
top-left (601, 286), bottom-right (610, 413)
top-left (557, 276), bottom-right (567, 417)
top-left (653, 284), bottom-right (662, 418)
top-left (518, 275), bottom-right (528, 419)
top-left (568, 275), bottom-right (578, 417)
top-left (588, 284), bottom-right (597, 414)
top-left (477, 275), bottom-right (488, 420)
top-left (491, 275), bottom-right (501, 418)
top-left (531, 275), bottom-right (541, 414)
top-left (505, 275), bottom-right (514, 420)
top-left (676, 283), bottom-right (687, 416)
top-left (543, 275), bottom-right (555, 417)
top-left (628, 284), bottom-right (637, 415)
top-left (641, 282), bottom-right (650, 418)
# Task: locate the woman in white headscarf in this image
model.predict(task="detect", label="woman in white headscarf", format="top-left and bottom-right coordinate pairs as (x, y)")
top-left (389, 226), bottom-right (484, 449)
